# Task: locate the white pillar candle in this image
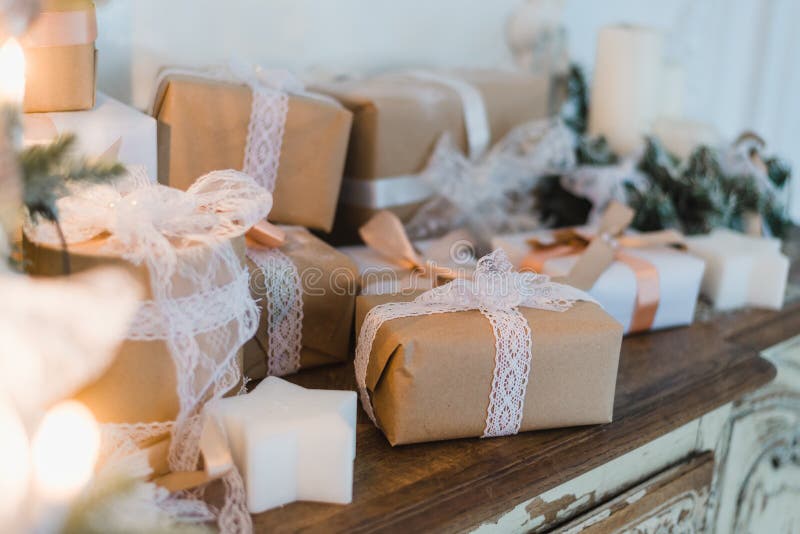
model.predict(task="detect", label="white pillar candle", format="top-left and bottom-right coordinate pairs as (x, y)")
top-left (203, 377), bottom-right (357, 514)
top-left (659, 62), bottom-right (685, 118)
top-left (686, 229), bottom-right (789, 311)
top-left (651, 117), bottom-right (719, 160)
top-left (589, 25), bottom-right (663, 156)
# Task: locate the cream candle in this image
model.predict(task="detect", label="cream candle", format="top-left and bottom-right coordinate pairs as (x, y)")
top-left (203, 377), bottom-right (357, 514)
top-left (686, 228), bottom-right (789, 311)
top-left (588, 25), bottom-right (663, 156)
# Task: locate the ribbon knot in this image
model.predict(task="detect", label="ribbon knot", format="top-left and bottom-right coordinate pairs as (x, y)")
top-left (25, 166), bottom-right (272, 276)
top-left (523, 201), bottom-right (685, 332)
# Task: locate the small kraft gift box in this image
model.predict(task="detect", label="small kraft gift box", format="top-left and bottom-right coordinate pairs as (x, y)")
top-left (493, 202), bottom-right (706, 334)
top-left (354, 250), bottom-right (623, 446)
top-left (314, 69), bottom-right (552, 243)
top-left (243, 226), bottom-right (359, 380)
top-left (23, 167), bottom-right (271, 475)
top-left (21, 0), bottom-right (97, 112)
top-left (152, 65), bottom-right (353, 232)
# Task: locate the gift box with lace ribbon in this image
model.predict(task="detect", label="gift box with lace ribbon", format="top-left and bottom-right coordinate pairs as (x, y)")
top-left (354, 250), bottom-right (622, 446)
top-left (152, 64), bottom-right (352, 232)
top-left (243, 226), bottom-right (358, 380)
top-left (21, 0), bottom-right (97, 112)
top-left (22, 167), bottom-right (272, 527)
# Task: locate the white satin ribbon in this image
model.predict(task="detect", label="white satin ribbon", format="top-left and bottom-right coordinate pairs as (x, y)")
top-left (354, 249), bottom-right (597, 438)
top-left (341, 70), bottom-right (492, 210)
top-left (339, 174), bottom-right (435, 209)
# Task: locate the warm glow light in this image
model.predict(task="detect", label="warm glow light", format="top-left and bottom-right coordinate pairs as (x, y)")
top-left (0, 38), bottom-right (26, 105)
top-left (32, 401), bottom-right (100, 501)
top-left (0, 399), bottom-right (30, 524)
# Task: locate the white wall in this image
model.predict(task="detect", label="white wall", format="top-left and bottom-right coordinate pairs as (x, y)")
top-left (95, 0), bottom-right (799, 220)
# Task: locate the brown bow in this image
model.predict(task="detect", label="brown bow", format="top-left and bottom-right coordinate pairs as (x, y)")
top-left (359, 211), bottom-right (472, 281)
top-left (523, 202), bottom-right (685, 333)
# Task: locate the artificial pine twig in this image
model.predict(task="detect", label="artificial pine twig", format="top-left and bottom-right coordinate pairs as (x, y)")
top-left (19, 134), bottom-right (126, 274)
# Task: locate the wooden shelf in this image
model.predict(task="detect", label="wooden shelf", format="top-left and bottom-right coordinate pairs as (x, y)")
top-left (253, 237), bottom-right (800, 533)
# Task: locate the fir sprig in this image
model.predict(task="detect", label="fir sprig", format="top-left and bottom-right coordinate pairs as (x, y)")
top-left (19, 134), bottom-right (125, 273)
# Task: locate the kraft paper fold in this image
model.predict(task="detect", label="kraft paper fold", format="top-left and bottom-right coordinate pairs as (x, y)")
top-left (355, 291), bottom-right (623, 446)
top-left (243, 228), bottom-right (358, 379)
top-left (154, 74), bottom-right (353, 232)
top-left (314, 69), bottom-right (552, 243)
top-left (23, 234), bottom-right (246, 427)
top-left (22, 0), bottom-right (96, 112)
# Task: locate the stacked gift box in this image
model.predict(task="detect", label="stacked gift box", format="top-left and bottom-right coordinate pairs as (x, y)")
top-left (8, 2), bottom-right (794, 529)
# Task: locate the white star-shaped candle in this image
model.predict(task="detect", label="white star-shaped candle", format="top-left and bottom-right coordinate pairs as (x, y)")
top-left (202, 377), bottom-right (357, 514)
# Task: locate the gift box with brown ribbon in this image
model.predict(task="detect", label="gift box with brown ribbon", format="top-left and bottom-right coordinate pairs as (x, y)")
top-left (314, 69), bottom-right (551, 243)
top-left (493, 202), bottom-right (706, 333)
top-left (22, 0), bottom-right (97, 112)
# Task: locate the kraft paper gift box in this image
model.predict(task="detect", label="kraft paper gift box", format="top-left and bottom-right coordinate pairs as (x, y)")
top-left (243, 227), bottom-right (359, 379)
top-left (314, 69), bottom-right (551, 243)
top-left (23, 234), bottom-right (247, 426)
top-left (355, 290), bottom-right (623, 446)
top-left (21, 0), bottom-right (97, 112)
top-left (493, 203), bottom-right (706, 334)
top-left (23, 92), bottom-right (158, 178)
top-left (685, 228), bottom-right (789, 311)
top-left (153, 72), bottom-right (353, 232)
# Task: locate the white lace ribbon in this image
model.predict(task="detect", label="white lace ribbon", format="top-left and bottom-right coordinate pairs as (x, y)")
top-left (405, 118), bottom-right (576, 245)
top-left (25, 166), bottom-right (271, 533)
top-left (245, 246), bottom-right (303, 377)
top-left (152, 62), bottom-right (312, 378)
top-left (354, 249), bottom-right (598, 438)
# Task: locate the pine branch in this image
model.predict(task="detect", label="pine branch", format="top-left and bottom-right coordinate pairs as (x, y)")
top-left (18, 133), bottom-right (126, 274)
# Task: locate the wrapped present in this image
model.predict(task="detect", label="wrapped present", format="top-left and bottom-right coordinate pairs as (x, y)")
top-left (21, 0), bottom-right (97, 112)
top-left (355, 250), bottom-right (622, 446)
top-left (23, 92), bottom-right (158, 178)
top-left (243, 227), bottom-right (358, 379)
top-left (493, 202), bottom-right (705, 333)
top-left (152, 65), bottom-right (352, 232)
top-left (686, 228), bottom-right (789, 310)
top-left (23, 167), bottom-right (270, 491)
top-left (314, 69), bottom-right (552, 242)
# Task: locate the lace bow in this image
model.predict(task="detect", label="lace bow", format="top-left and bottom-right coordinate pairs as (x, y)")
top-left (405, 118), bottom-right (576, 249)
top-left (355, 249), bottom-right (597, 438)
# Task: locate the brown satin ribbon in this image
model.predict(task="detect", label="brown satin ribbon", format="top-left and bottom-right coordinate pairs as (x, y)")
top-left (522, 201), bottom-right (685, 333)
top-left (145, 415), bottom-right (234, 493)
top-left (358, 210), bottom-right (472, 281)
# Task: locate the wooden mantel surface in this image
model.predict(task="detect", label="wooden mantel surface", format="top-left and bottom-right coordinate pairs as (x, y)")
top-left (254, 238), bottom-right (800, 533)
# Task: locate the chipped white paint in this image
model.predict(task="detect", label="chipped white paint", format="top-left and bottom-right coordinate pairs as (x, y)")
top-left (472, 334), bottom-right (799, 534)
top-left (625, 489), bottom-right (647, 505)
top-left (555, 494), bottom-right (592, 522)
top-left (472, 406), bottom-right (729, 533)
top-left (708, 334), bottom-right (800, 534)
top-left (562, 509), bottom-right (611, 534)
